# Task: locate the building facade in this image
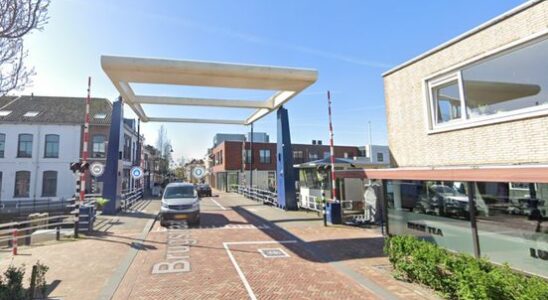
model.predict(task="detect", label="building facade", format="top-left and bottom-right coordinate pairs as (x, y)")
top-left (0, 95), bottom-right (112, 202)
top-left (208, 140), bottom-right (381, 192)
top-left (373, 1), bottom-right (548, 278)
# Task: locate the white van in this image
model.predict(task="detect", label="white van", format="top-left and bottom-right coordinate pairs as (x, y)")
top-left (160, 182), bottom-right (200, 226)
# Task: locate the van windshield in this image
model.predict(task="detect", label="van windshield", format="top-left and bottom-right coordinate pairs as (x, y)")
top-left (164, 186), bottom-right (195, 199)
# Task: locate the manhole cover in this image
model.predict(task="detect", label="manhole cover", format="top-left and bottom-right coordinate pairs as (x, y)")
top-left (258, 248), bottom-right (290, 258)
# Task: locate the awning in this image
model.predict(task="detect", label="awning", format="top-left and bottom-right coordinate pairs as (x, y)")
top-left (360, 165), bottom-right (548, 183)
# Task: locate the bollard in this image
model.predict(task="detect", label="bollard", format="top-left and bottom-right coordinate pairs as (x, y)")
top-left (12, 229), bottom-right (18, 255)
top-left (56, 226), bottom-right (60, 241)
top-left (74, 203), bottom-right (80, 238)
top-left (29, 265), bottom-right (37, 299)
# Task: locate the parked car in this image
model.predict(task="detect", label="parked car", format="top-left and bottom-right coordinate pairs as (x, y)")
top-left (415, 184), bottom-right (471, 219)
top-left (196, 184), bottom-right (212, 197)
top-left (160, 182), bottom-right (200, 226)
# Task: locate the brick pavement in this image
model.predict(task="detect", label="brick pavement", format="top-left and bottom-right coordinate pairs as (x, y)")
top-left (0, 199), bottom-right (160, 300)
top-left (112, 192), bottom-right (440, 300)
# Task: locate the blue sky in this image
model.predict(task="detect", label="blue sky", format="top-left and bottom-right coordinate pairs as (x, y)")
top-left (21, 0), bottom-right (525, 160)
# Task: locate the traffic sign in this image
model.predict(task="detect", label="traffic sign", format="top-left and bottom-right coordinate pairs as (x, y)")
top-left (131, 166), bottom-right (144, 179)
top-left (90, 162), bottom-right (105, 177)
top-left (192, 167), bottom-right (206, 179)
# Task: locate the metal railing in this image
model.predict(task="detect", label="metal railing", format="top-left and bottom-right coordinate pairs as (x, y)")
top-left (0, 198), bottom-right (75, 215)
top-left (232, 185), bottom-right (278, 206)
top-left (302, 195), bottom-right (322, 212)
top-left (121, 188), bottom-right (144, 210)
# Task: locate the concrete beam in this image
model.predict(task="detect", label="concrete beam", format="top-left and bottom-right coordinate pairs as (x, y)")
top-left (147, 117), bottom-right (245, 125)
top-left (134, 95), bottom-right (271, 109)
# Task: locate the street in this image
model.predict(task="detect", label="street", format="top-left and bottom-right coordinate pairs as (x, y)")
top-left (111, 192), bottom-right (437, 300)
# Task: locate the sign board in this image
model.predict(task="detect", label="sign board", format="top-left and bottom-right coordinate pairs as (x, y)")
top-left (90, 162), bottom-right (105, 177)
top-left (192, 167), bottom-right (206, 179)
top-left (131, 166), bottom-right (144, 179)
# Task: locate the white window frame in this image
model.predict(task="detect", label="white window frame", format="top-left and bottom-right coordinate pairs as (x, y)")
top-left (424, 30), bottom-right (548, 134)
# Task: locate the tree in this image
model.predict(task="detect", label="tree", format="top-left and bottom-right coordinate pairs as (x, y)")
top-left (155, 125), bottom-right (172, 176)
top-left (0, 0), bottom-right (50, 96)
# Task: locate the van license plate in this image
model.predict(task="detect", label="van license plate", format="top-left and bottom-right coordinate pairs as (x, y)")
top-left (174, 214), bottom-right (187, 220)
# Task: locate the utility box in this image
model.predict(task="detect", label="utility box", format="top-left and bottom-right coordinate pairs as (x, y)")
top-left (326, 202), bottom-right (342, 224)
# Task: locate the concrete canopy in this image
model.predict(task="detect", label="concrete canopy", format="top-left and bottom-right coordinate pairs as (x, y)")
top-left (101, 55), bottom-right (318, 125)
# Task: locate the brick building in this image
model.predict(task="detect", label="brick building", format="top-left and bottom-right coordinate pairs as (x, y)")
top-left (208, 140), bottom-right (369, 191)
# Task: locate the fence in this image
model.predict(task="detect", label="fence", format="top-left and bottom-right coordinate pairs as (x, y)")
top-left (232, 185), bottom-right (278, 206)
top-left (121, 188), bottom-right (144, 211)
top-left (302, 195), bottom-right (322, 212)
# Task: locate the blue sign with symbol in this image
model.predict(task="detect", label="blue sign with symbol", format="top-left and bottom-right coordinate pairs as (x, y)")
top-left (131, 166), bottom-right (144, 179)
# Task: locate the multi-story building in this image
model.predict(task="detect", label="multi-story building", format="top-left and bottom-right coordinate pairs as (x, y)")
top-left (143, 145), bottom-right (162, 192)
top-left (121, 118), bottom-right (144, 192)
top-left (369, 1), bottom-right (547, 278)
top-left (208, 139), bottom-right (386, 192)
top-left (0, 95), bottom-right (111, 201)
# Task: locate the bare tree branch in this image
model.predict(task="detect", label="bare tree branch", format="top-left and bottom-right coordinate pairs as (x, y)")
top-left (0, 0), bottom-right (49, 96)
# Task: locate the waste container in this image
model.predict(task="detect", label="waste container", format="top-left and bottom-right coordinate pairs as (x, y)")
top-left (79, 204), bottom-right (96, 232)
top-left (326, 202), bottom-right (342, 224)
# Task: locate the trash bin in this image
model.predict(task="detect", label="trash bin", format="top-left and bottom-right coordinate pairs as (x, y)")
top-left (79, 204), bottom-right (96, 232)
top-left (326, 202), bottom-right (342, 224)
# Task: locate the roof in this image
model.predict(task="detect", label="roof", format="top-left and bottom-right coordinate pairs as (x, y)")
top-left (382, 0), bottom-right (542, 77)
top-left (0, 95), bottom-right (112, 125)
top-left (165, 182), bottom-right (194, 187)
top-left (294, 157), bottom-right (374, 169)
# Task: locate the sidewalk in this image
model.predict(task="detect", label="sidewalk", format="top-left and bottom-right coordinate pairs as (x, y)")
top-left (0, 199), bottom-right (159, 300)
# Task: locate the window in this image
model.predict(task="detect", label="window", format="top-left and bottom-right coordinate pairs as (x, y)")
top-left (245, 150), bottom-right (252, 164)
top-left (23, 111), bottom-right (39, 117)
top-left (44, 134), bottom-right (59, 158)
top-left (42, 171), bottom-right (57, 197)
top-left (259, 149), bottom-right (271, 164)
top-left (123, 135), bottom-right (131, 161)
top-left (94, 113), bottom-right (107, 119)
top-left (14, 171), bottom-right (30, 197)
top-left (293, 151), bottom-right (303, 159)
top-left (377, 152), bottom-right (384, 162)
top-left (309, 153), bottom-right (318, 160)
top-left (427, 36), bottom-right (548, 129)
top-left (17, 134), bottom-right (33, 158)
top-left (0, 133), bottom-right (4, 158)
top-left (323, 151), bottom-right (331, 159)
top-left (92, 135), bottom-right (106, 158)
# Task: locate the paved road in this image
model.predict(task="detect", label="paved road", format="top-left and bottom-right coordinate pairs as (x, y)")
top-left (112, 192), bottom-right (439, 300)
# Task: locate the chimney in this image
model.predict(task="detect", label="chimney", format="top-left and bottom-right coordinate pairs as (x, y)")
top-left (318, 140), bottom-right (322, 145)
top-left (312, 140), bottom-right (316, 145)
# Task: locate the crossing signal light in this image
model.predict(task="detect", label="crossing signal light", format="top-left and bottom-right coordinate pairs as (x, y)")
top-left (70, 162), bottom-right (90, 173)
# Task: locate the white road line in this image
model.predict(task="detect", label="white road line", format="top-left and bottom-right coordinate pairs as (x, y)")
top-left (223, 240), bottom-right (297, 300)
top-left (210, 198), bottom-right (227, 210)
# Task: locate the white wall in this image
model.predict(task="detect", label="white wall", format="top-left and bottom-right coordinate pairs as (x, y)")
top-left (0, 124), bottom-right (81, 201)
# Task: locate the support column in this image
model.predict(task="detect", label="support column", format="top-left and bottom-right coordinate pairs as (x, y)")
top-left (102, 97), bottom-right (124, 215)
top-left (276, 106), bottom-right (297, 210)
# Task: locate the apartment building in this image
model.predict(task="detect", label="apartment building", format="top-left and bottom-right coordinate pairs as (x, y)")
top-left (0, 95), bottom-right (111, 201)
top-left (369, 1), bottom-right (547, 277)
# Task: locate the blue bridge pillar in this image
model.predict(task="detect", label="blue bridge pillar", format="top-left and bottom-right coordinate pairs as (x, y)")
top-left (102, 97), bottom-right (124, 215)
top-left (276, 106), bottom-right (297, 210)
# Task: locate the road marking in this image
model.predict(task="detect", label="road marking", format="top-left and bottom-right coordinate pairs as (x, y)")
top-left (223, 240), bottom-right (297, 300)
top-left (210, 198), bottom-right (227, 210)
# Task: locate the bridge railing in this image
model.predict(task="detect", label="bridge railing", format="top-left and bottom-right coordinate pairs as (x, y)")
top-left (301, 195), bottom-right (322, 212)
top-left (231, 185), bottom-right (278, 206)
top-left (121, 188), bottom-right (144, 211)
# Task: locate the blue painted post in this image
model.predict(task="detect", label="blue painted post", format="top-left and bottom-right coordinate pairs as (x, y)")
top-left (102, 97), bottom-right (123, 215)
top-left (276, 106), bottom-right (297, 210)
